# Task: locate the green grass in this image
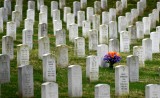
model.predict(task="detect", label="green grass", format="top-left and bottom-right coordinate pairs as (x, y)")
top-left (0, 0), bottom-right (160, 97)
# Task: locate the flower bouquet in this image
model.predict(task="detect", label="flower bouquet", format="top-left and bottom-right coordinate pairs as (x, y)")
top-left (103, 51), bottom-right (121, 68)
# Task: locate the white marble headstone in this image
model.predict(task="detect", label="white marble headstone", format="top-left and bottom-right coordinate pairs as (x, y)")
top-left (55, 29), bottom-right (66, 46)
top-left (127, 55), bottom-right (139, 82)
top-left (88, 29), bottom-right (98, 51)
top-left (95, 84), bottom-right (110, 98)
top-left (38, 37), bottom-right (50, 59)
top-left (145, 84), bottom-right (160, 98)
top-left (56, 45), bottom-right (68, 68)
top-left (150, 32), bottom-right (159, 53)
top-left (17, 44), bottom-right (29, 66)
top-left (6, 21), bottom-right (16, 40)
top-left (115, 65), bottom-right (129, 96)
top-left (2, 36), bottom-right (14, 60)
top-left (22, 29), bottom-right (33, 49)
top-left (63, 7), bottom-right (71, 22)
top-left (142, 38), bottom-right (152, 61)
top-left (68, 65), bottom-right (82, 97)
top-left (0, 54), bottom-right (10, 84)
top-left (69, 24), bottom-right (78, 42)
top-left (18, 65), bottom-right (34, 98)
top-left (43, 54), bottom-right (56, 82)
top-left (97, 44), bottom-right (108, 67)
top-left (74, 37), bottom-right (85, 57)
top-left (133, 46), bottom-right (144, 67)
top-left (109, 39), bottom-right (120, 52)
top-left (41, 82), bottom-right (58, 98)
top-left (99, 24), bottom-right (108, 44)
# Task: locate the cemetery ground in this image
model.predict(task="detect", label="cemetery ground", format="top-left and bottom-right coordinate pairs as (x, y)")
top-left (0, 0), bottom-right (160, 97)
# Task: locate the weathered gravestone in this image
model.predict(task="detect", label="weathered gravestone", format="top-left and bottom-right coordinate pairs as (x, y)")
top-left (88, 29), bottom-right (98, 51)
top-left (128, 25), bottom-right (137, 44)
top-left (150, 32), bottom-right (159, 53)
top-left (6, 21), bottom-right (16, 40)
top-left (0, 8), bottom-right (3, 33)
top-left (18, 65), bottom-right (34, 98)
top-left (86, 7), bottom-right (94, 23)
top-left (109, 39), bottom-right (120, 52)
top-left (136, 21), bottom-right (144, 39)
top-left (16, 0), bottom-right (23, 6)
top-left (118, 16), bottom-right (127, 33)
top-left (81, 0), bottom-right (87, 9)
top-left (52, 9), bottom-right (60, 22)
top-left (51, 1), bottom-right (58, 17)
top-left (86, 55), bottom-right (99, 81)
top-left (40, 5), bottom-right (48, 22)
top-left (73, 1), bottom-right (80, 17)
top-left (109, 21), bottom-right (118, 39)
top-left (95, 84), bottom-right (110, 98)
top-left (28, 1), bottom-right (35, 10)
top-left (41, 82), bottom-right (58, 98)
top-left (115, 65), bottom-right (129, 96)
top-left (120, 31), bottom-right (130, 52)
top-left (12, 11), bottom-right (21, 27)
top-left (143, 17), bottom-right (150, 35)
top-left (69, 24), bottom-right (78, 42)
top-left (77, 11), bottom-right (85, 27)
top-left (125, 12), bottom-right (132, 26)
top-left (137, 1), bottom-right (144, 16)
top-left (1, 7), bottom-right (8, 22)
top-left (67, 13), bottom-right (75, 30)
top-left (99, 24), bottom-right (108, 44)
top-left (131, 9), bottom-right (138, 23)
top-left (43, 54), bottom-right (56, 82)
top-left (22, 29), bottom-right (33, 50)
top-left (38, 23), bottom-right (48, 39)
top-left (37, 0), bottom-right (44, 11)
top-left (121, 0), bottom-right (127, 9)
top-left (27, 9), bottom-right (35, 22)
top-left (127, 55), bottom-right (139, 82)
top-left (101, 0), bottom-right (107, 10)
top-left (0, 54), bottom-right (10, 84)
top-left (4, 0), bottom-right (11, 15)
top-left (116, 1), bottom-right (122, 15)
top-left (74, 37), bottom-right (85, 57)
top-left (109, 8), bottom-right (116, 22)
top-left (102, 11), bottom-right (109, 25)
top-left (149, 13), bottom-right (156, 29)
top-left (97, 44), bottom-right (108, 67)
top-left (2, 36), bottom-right (14, 60)
top-left (17, 44), bottom-right (29, 66)
top-left (82, 20), bottom-right (91, 37)
top-left (68, 65), bottom-right (82, 97)
top-left (15, 5), bottom-right (22, 21)
top-left (55, 29), bottom-right (66, 46)
top-left (39, 12), bottom-right (47, 24)
top-left (145, 84), bottom-right (160, 98)
top-left (157, 2), bottom-right (160, 12)
top-left (38, 37), bottom-right (50, 59)
top-left (59, 0), bottom-right (66, 9)
top-left (24, 19), bottom-right (34, 33)
top-left (94, 1), bottom-right (101, 14)
top-left (133, 46), bottom-right (144, 67)
top-left (56, 45), bottom-right (68, 68)
top-left (142, 38), bottom-right (152, 61)
top-left (63, 7), bottom-right (71, 22)
top-left (53, 20), bottom-right (62, 35)
top-left (92, 14), bottom-right (100, 31)
top-left (152, 9), bottom-right (159, 22)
